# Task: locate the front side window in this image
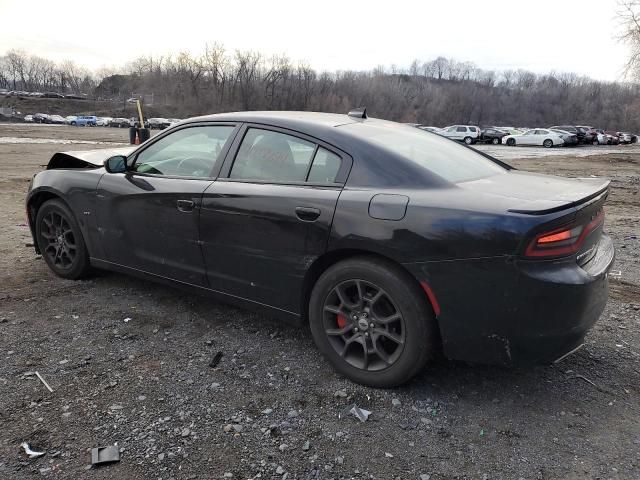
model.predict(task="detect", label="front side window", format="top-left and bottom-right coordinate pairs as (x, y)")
top-left (230, 128), bottom-right (316, 182)
top-left (133, 125), bottom-right (234, 178)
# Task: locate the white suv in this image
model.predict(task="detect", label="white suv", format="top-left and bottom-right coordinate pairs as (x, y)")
top-left (441, 125), bottom-right (480, 144)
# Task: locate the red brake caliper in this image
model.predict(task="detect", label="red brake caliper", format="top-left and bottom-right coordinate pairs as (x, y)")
top-left (336, 313), bottom-right (347, 329)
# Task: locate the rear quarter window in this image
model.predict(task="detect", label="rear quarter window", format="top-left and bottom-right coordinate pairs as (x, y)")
top-left (344, 123), bottom-right (506, 183)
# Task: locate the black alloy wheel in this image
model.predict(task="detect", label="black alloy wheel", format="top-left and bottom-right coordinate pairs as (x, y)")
top-left (35, 199), bottom-right (90, 279)
top-left (309, 257), bottom-right (437, 387)
top-left (322, 279), bottom-right (405, 372)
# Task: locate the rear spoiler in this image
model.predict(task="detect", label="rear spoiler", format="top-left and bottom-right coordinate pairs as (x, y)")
top-left (508, 180), bottom-right (610, 215)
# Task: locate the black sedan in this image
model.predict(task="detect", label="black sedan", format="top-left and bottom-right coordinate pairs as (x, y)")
top-left (479, 127), bottom-right (508, 144)
top-left (26, 110), bottom-right (615, 387)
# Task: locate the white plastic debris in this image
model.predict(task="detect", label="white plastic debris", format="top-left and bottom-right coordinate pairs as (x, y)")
top-left (339, 404), bottom-right (372, 422)
top-left (21, 442), bottom-right (45, 458)
top-left (35, 371), bottom-right (53, 393)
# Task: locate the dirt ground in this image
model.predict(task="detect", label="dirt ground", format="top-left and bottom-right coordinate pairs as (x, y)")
top-left (0, 124), bottom-right (639, 480)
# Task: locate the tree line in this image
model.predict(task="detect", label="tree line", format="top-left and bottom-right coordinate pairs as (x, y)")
top-left (2, 44), bottom-right (640, 130)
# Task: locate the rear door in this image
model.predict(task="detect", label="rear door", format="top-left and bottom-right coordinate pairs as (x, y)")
top-left (95, 123), bottom-right (238, 285)
top-left (199, 124), bottom-right (351, 314)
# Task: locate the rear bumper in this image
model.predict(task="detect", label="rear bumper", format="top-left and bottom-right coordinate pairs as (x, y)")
top-left (404, 234), bottom-right (615, 366)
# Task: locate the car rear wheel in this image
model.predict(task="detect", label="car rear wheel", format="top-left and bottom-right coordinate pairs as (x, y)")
top-left (543, 139), bottom-right (553, 148)
top-left (506, 138), bottom-right (516, 146)
top-left (70, 121), bottom-right (76, 126)
top-left (463, 136), bottom-right (473, 145)
top-left (592, 139), bottom-right (599, 146)
top-left (309, 257), bottom-right (437, 387)
top-left (492, 137), bottom-right (500, 145)
top-left (35, 199), bottom-right (90, 280)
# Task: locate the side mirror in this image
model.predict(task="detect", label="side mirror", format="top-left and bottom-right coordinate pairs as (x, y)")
top-left (104, 155), bottom-right (127, 173)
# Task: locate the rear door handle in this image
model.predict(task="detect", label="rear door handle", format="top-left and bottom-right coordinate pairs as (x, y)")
top-left (295, 206), bottom-right (321, 222)
top-left (177, 199), bottom-right (195, 213)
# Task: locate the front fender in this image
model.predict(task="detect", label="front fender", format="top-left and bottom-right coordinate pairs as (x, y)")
top-left (26, 169), bottom-right (105, 258)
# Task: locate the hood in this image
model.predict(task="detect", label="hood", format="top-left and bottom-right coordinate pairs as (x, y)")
top-left (461, 170), bottom-right (609, 214)
top-left (47, 146), bottom-right (136, 169)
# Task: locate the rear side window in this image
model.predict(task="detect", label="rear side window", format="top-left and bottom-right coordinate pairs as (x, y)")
top-left (456, 126), bottom-right (467, 132)
top-left (230, 128), bottom-right (343, 184)
top-left (230, 128), bottom-right (316, 182)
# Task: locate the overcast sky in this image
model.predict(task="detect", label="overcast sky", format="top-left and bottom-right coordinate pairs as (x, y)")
top-left (0, 0), bottom-right (630, 81)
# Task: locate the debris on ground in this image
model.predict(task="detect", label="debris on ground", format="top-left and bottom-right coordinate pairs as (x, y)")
top-left (35, 371), bottom-right (53, 392)
top-left (339, 404), bottom-right (372, 422)
top-left (91, 445), bottom-right (120, 465)
top-left (209, 351), bottom-right (223, 368)
top-left (21, 442), bottom-right (45, 459)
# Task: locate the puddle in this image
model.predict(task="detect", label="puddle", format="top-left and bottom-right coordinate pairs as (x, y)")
top-left (0, 137), bottom-right (127, 145)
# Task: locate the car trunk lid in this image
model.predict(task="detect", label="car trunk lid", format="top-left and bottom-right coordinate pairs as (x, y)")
top-left (460, 170), bottom-right (610, 215)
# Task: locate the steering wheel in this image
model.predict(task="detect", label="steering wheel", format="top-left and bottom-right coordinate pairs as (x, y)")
top-left (176, 156), bottom-right (213, 176)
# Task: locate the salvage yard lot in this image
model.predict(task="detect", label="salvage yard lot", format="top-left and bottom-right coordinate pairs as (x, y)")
top-left (0, 124), bottom-right (639, 479)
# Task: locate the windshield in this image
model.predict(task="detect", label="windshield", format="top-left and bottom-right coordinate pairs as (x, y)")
top-left (344, 122), bottom-right (506, 183)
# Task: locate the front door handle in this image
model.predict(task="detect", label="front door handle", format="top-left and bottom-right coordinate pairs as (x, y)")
top-left (177, 199), bottom-right (195, 213)
top-left (295, 206), bottom-right (321, 222)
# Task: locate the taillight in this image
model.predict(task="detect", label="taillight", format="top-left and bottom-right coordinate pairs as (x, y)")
top-left (524, 210), bottom-right (604, 258)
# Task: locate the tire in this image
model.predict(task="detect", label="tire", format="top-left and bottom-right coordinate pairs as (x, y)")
top-left (463, 136), bottom-right (473, 145)
top-left (35, 199), bottom-right (90, 280)
top-left (592, 139), bottom-right (599, 146)
top-left (70, 121), bottom-right (76, 126)
top-left (543, 139), bottom-right (553, 148)
top-left (506, 138), bottom-right (516, 146)
top-left (492, 137), bottom-right (500, 145)
top-left (308, 257), bottom-right (438, 388)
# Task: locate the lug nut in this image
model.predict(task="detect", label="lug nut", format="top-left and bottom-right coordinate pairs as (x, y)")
top-left (354, 327), bottom-right (359, 332)
top-left (370, 323), bottom-right (374, 328)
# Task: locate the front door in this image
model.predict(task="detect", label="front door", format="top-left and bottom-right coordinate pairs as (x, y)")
top-left (199, 125), bottom-right (349, 314)
top-left (95, 124), bottom-right (237, 285)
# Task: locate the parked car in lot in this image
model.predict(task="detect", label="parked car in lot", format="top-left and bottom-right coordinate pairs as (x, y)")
top-left (577, 126), bottom-right (597, 145)
top-left (441, 125), bottom-right (480, 144)
top-left (479, 127), bottom-right (508, 145)
top-left (70, 115), bottom-right (97, 126)
top-left (148, 118), bottom-right (171, 129)
top-left (46, 115), bottom-right (66, 125)
top-left (33, 113), bottom-right (50, 123)
top-left (25, 110), bottom-right (614, 387)
top-left (549, 129), bottom-right (579, 146)
top-left (549, 126), bottom-right (585, 144)
top-left (96, 117), bottom-right (113, 126)
top-left (110, 117), bottom-right (131, 128)
top-left (65, 116), bottom-right (77, 125)
top-left (603, 131), bottom-right (620, 145)
top-left (24, 114), bottom-right (34, 122)
top-left (502, 128), bottom-right (564, 147)
top-left (43, 92), bottom-right (64, 99)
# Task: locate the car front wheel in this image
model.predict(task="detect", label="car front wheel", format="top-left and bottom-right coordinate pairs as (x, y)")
top-left (543, 139), bottom-right (553, 148)
top-left (35, 199), bottom-right (90, 279)
top-left (463, 136), bottom-right (473, 145)
top-left (309, 257), bottom-right (438, 387)
top-left (507, 138), bottom-right (516, 146)
top-left (492, 137), bottom-right (500, 145)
